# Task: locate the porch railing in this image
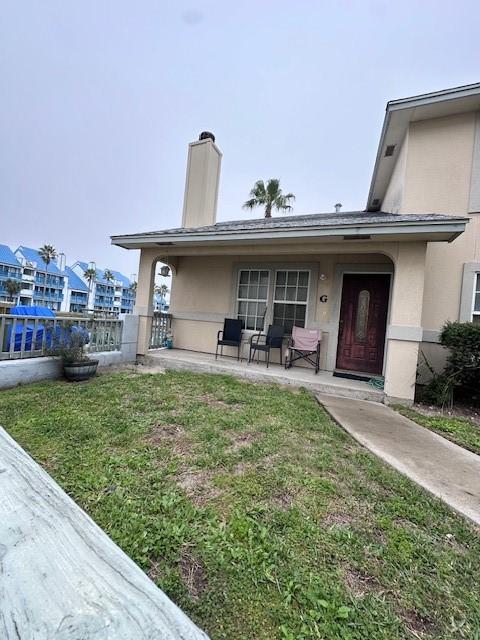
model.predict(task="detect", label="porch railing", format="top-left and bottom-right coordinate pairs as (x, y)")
top-left (0, 314), bottom-right (123, 361)
top-left (150, 312), bottom-right (171, 349)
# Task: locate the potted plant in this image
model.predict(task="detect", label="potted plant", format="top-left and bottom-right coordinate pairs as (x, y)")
top-left (165, 329), bottom-right (174, 349)
top-left (50, 323), bottom-right (99, 382)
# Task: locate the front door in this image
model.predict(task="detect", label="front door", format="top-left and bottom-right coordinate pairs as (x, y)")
top-left (336, 273), bottom-right (390, 375)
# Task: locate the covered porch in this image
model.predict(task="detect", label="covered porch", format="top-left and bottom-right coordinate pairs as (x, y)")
top-left (112, 211), bottom-right (467, 404)
top-left (131, 241), bottom-right (429, 405)
top-left (146, 347), bottom-right (385, 402)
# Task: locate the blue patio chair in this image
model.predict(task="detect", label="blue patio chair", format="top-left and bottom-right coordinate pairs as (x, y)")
top-left (216, 318), bottom-right (244, 361)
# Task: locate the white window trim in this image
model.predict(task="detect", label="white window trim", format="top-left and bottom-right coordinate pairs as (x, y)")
top-left (231, 262), bottom-right (318, 333)
top-left (472, 272), bottom-right (480, 320)
top-left (460, 263), bottom-right (480, 322)
top-left (236, 268), bottom-right (270, 331)
top-left (272, 269), bottom-right (311, 330)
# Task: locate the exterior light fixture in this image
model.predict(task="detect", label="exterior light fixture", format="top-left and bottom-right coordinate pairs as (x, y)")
top-left (159, 266), bottom-right (170, 277)
top-left (319, 273), bottom-right (327, 281)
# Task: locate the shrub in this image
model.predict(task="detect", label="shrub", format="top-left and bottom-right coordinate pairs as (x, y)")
top-left (440, 321), bottom-right (480, 404)
top-left (421, 322), bottom-right (480, 407)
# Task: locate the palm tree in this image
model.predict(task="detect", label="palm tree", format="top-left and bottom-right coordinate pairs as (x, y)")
top-left (129, 281), bottom-right (137, 292)
top-left (155, 283), bottom-right (169, 297)
top-left (103, 269), bottom-right (115, 309)
top-left (38, 244), bottom-right (57, 307)
top-left (84, 267), bottom-right (97, 311)
top-left (243, 179), bottom-right (295, 218)
top-left (4, 278), bottom-right (21, 304)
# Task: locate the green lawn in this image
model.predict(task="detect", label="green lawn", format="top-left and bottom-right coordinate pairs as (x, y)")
top-left (1, 371), bottom-right (479, 639)
top-left (394, 405), bottom-right (480, 456)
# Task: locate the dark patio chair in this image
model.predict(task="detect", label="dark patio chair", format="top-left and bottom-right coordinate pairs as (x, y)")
top-left (216, 318), bottom-right (244, 361)
top-left (249, 324), bottom-right (285, 368)
top-left (285, 326), bottom-right (321, 374)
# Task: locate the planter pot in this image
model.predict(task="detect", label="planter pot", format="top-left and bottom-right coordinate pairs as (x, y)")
top-left (166, 337), bottom-right (173, 349)
top-left (63, 359), bottom-right (99, 382)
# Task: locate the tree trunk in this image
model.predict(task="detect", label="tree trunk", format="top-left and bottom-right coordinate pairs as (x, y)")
top-left (265, 204), bottom-right (272, 218)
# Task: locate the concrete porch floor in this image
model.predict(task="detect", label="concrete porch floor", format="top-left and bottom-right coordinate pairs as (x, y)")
top-left (146, 348), bottom-right (384, 402)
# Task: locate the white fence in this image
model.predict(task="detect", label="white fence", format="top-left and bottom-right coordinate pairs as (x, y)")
top-left (0, 314), bottom-right (123, 361)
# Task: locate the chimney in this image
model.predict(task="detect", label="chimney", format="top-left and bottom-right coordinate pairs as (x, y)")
top-left (182, 131), bottom-right (222, 228)
top-left (57, 252), bottom-right (66, 271)
top-left (334, 202), bottom-right (342, 213)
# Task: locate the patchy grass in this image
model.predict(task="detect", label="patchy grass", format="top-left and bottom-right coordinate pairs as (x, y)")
top-left (394, 405), bottom-right (480, 456)
top-left (1, 371), bottom-right (479, 639)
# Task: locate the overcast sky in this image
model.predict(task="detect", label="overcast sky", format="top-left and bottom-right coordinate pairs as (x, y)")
top-left (1, 0), bottom-right (479, 279)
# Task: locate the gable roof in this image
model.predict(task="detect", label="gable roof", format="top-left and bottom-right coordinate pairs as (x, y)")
top-left (0, 244), bottom-right (21, 267)
top-left (64, 267), bottom-right (89, 292)
top-left (110, 269), bottom-right (131, 287)
top-left (71, 261), bottom-right (130, 287)
top-left (16, 246), bottom-right (64, 275)
top-left (367, 82), bottom-right (480, 211)
top-left (111, 210), bottom-right (468, 249)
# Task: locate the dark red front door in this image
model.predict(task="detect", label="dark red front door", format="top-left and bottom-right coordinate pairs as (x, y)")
top-left (336, 274), bottom-right (390, 375)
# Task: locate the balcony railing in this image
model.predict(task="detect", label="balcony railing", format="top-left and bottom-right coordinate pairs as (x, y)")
top-left (0, 271), bottom-right (22, 280)
top-left (0, 314), bottom-right (123, 360)
top-left (150, 312), bottom-right (171, 349)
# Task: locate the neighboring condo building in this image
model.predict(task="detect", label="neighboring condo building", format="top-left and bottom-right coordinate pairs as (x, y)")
top-left (71, 262), bottom-right (136, 315)
top-left (0, 244), bottom-right (23, 304)
top-left (0, 244), bottom-right (135, 315)
top-left (15, 246), bottom-right (65, 311)
top-left (63, 266), bottom-right (89, 313)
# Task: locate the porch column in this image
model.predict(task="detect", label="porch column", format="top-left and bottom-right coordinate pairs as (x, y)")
top-left (384, 242), bottom-right (427, 404)
top-left (133, 249), bottom-right (156, 356)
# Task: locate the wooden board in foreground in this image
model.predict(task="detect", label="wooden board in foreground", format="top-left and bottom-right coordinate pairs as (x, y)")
top-left (0, 427), bottom-right (210, 640)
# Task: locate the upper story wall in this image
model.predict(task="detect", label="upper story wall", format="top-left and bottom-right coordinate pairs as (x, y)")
top-left (382, 111), bottom-right (480, 330)
top-left (404, 112), bottom-right (476, 214)
top-left (382, 133), bottom-right (408, 214)
top-left (383, 112), bottom-right (477, 215)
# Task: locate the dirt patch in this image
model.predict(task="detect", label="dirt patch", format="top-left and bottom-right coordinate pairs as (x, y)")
top-left (412, 402), bottom-right (480, 427)
top-left (270, 488), bottom-right (298, 510)
top-left (144, 423), bottom-right (191, 457)
top-left (398, 607), bottom-right (436, 638)
top-left (179, 548), bottom-right (208, 601)
top-left (344, 568), bottom-right (380, 598)
top-left (175, 468), bottom-right (222, 506)
top-left (233, 461), bottom-right (251, 476)
top-left (227, 431), bottom-right (258, 453)
top-left (99, 362), bottom-right (166, 376)
top-left (197, 394), bottom-right (242, 410)
top-left (176, 469), bottom-right (212, 492)
top-left (323, 511), bottom-right (353, 528)
top-left (256, 453), bottom-right (281, 471)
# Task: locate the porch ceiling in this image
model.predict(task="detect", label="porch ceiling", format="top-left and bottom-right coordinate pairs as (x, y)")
top-left (111, 211), bottom-right (468, 251)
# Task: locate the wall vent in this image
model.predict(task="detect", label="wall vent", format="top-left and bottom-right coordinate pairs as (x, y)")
top-left (385, 144), bottom-right (396, 157)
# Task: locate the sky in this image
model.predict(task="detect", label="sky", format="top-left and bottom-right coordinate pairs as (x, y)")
top-left (1, 0), bottom-right (479, 280)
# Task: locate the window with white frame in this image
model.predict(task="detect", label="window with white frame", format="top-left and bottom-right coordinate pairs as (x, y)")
top-left (236, 269), bottom-right (269, 330)
top-left (272, 270), bottom-right (309, 334)
top-left (473, 273), bottom-right (480, 324)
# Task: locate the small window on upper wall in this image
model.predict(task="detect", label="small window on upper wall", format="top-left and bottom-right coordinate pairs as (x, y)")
top-left (473, 273), bottom-right (480, 324)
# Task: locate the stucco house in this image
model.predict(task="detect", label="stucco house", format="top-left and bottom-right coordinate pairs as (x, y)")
top-left (112, 82), bottom-right (480, 404)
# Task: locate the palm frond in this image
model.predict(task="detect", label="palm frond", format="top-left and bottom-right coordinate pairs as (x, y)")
top-left (243, 198), bottom-right (259, 210)
top-left (266, 178), bottom-right (280, 200)
top-left (250, 180), bottom-right (266, 199)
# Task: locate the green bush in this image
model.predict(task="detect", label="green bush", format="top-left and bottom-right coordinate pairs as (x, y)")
top-left (421, 322), bottom-right (480, 406)
top-left (441, 321), bottom-right (480, 404)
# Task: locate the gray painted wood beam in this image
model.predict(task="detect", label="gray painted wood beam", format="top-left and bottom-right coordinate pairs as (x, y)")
top-left (0, 427), bottom-right (209, 640)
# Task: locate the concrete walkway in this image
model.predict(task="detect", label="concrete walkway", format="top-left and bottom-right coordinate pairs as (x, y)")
top-left (318, 394), bottom-right (480, 526)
